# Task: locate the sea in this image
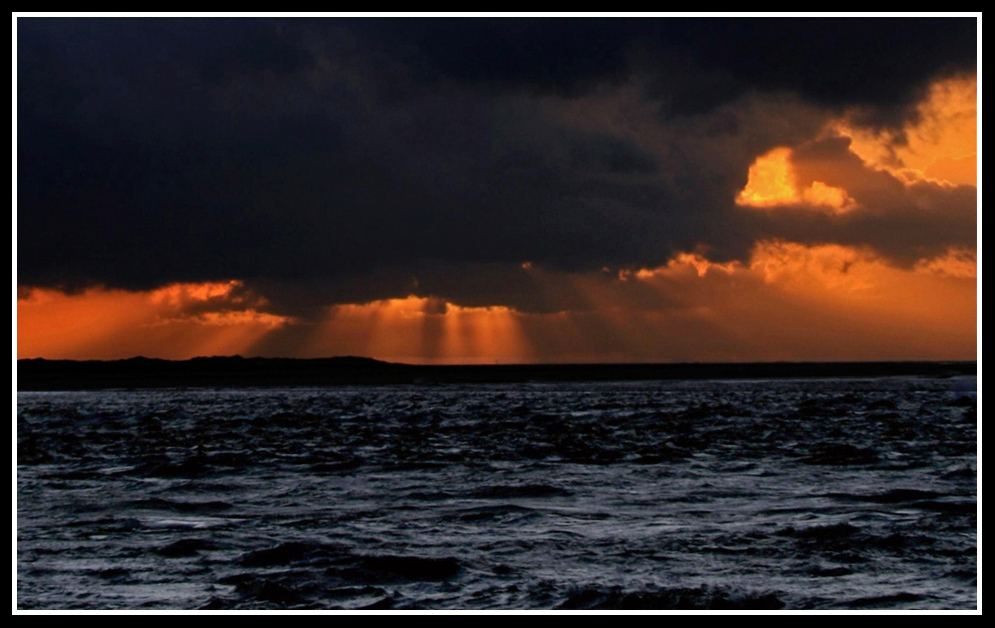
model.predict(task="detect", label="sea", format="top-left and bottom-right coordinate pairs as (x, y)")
top-left (16, 376), bottom-right (978, 610)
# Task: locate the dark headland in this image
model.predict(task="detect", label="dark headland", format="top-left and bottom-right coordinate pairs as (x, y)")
top-left (16, 357), bottom-right (976, 391)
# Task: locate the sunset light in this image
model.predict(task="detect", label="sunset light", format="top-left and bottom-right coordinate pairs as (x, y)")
top-left (828, 75), bottom-right (977, 187)
top-left (16, 16), bottom-right (978, 612)
top-left (16, 19), bottom-right (976, 365)
top-left (17, 282), bottom-right (291, 360)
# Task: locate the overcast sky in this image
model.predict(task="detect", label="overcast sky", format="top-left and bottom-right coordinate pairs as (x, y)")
top-left (15, 16), bottom-right (978, 363)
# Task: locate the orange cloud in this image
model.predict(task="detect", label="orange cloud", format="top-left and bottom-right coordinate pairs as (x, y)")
top-left (829, 74), bottom-right (977, 187)
top-left (913, 247), bottom-right (977, 279)
top-left (737, 73), bottom-right (976, 235)
top-left (736, 146), bottom-right (856, 213)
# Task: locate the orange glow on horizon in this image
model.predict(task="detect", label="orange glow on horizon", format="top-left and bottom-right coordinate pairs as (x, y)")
top-left (309, 295), bottom-right (530, 364)
top-left (621, 241), bottom-right (976, 362)
top-left (17, 281), bottom-right (291, 360)
top-left (17, 240), bottom-right (976, 364)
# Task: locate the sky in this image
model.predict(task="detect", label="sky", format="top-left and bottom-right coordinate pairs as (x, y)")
top-left (14, 15), bottom-right (979, 364)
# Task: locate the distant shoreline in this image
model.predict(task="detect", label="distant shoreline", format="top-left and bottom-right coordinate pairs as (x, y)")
top-left (16, 357), bottom-right (977, 391)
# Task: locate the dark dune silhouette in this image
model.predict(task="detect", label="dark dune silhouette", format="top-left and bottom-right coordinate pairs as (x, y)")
top-left (17, 356), bottom-right (976, 390)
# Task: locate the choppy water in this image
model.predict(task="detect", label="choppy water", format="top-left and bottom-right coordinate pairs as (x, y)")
top-left (17, 377), bottom-right (977, 610)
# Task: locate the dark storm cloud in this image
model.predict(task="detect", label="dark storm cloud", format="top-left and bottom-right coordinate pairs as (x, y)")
top-left (352, 17), bottom-right (976, 117)
top-left (16, 17), bottom-right (977, 314)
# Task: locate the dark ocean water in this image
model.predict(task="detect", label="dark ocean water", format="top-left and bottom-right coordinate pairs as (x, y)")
top-left (16, 377), bottom-right (978, 610)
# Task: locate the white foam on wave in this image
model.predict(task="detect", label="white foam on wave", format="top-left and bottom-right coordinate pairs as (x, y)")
top-left (142, 517), bottom-right (227, 530)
